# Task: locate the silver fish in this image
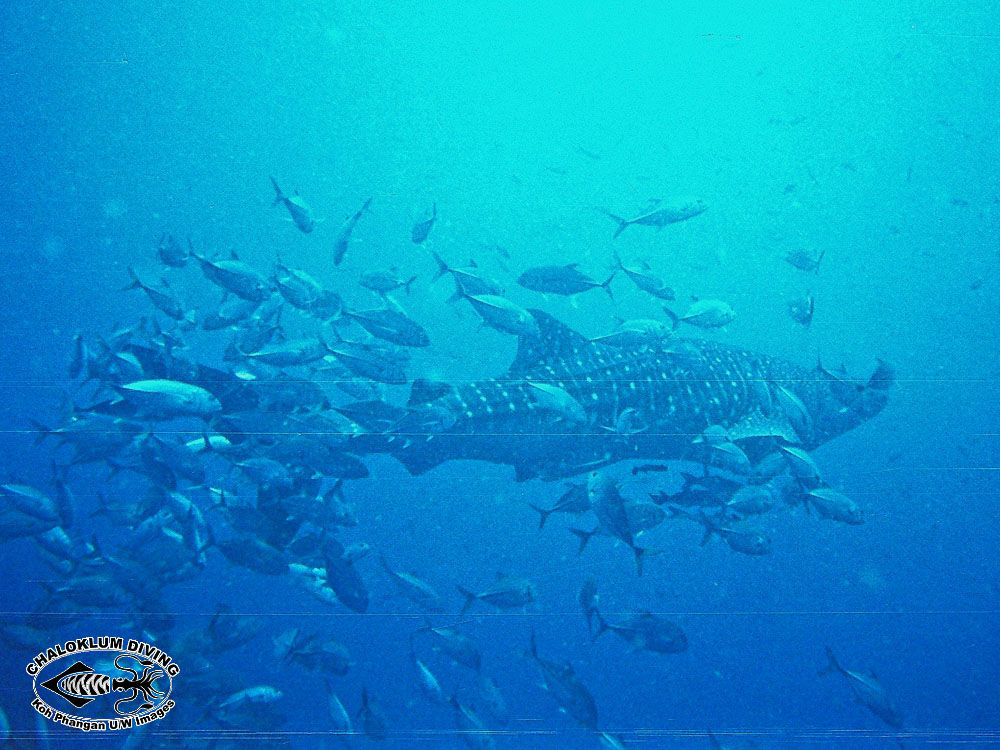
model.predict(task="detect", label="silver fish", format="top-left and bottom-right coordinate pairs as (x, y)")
top-left (270, 176), bottom-right (317, 233)
top-left (600, 196), bottom-right (707, 238)
top-left (333, 197), bottom-right (372, 265)
top-left (411, 202), bottom-right (437, 244)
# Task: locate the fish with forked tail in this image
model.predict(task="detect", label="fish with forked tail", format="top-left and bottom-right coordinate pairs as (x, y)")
top-left (334, 197), bottom-right (373, 265)
top-left (600, 197), bottom-right (707, 238)
top-left (820, 646), bottom-right (904, 729)
top-left (411, 203), bottom-right (437, 244)
top-left (270, 177), bottom-right (318, 234)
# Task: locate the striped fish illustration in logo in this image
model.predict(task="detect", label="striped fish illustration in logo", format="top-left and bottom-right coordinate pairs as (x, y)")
top-left (40, 654), bottom-right (166, 715)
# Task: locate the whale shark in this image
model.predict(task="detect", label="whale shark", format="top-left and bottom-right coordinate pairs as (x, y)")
top-left (351, 310), bottom-right (891, 481)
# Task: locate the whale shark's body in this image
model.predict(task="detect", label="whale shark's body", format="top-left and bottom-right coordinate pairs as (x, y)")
top-left (113, 309), bottom-right (888, 483)
top-left (354, 311), bottom-right (890, 481)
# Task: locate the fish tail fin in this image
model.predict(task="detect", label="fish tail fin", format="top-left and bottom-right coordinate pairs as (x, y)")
top-left (664, 505), bottom-right (687, 521)
top-left (599, 208), bottom-right (630, 238)
top-left (270, 176), bottom-right (284, 206)
top-left (592, 610), bottom-right (610, 640)
top-left (28, 419), bottom-right (52, 446)
top-left (404, 275), bottom-right (418, 295)
top-left (222, 341), bottom-right (242, 363)
top-left (88, 533), bottom-right (105, 562)
top-left (201, 522), bottom-right (216, 554)
top-left (36, 579), bottom-right (58, 598)
top-left (570, 528), bottom-right (595, 555)
top-left (662, 306), bottom-right (680, 331)
top-left (528, 504), bottom-right (551, 530)
top-left (105, 459), bottom-right (130, 481)
top-left (431, 202), bottom-right (437, 218)
top-left (207, 487), bottom-right (227, 512)
top-left (867, 358), bottom-right (895, 391)
top-left (696, 512), bottom-right (717, 546)
top-left (633, 545), bottom-right (647, 577)
top-left (456, 585), bottom-right (477, 614)
top-left (89, 492), bottom-right (109, 519)
top-left (430, 251), bottom-right (451, 282)
top-left (528, 631), bottom-right (538, 660)
top-left (122, 266), bottom-right (142, 292)
top-left (815, 248), bottom-right (826, 273)
top-left (600, 273), bottom-right (615, 301)
top-left (377, 554), bottom-right (393, 577)
top-left (197, 429), bottom-right (217, 455)
top-left (819, 645), bottom-right (840, 676)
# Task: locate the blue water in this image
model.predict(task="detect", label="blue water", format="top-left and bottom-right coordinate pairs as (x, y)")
top-left (1, 1), bottom-right (998, 747)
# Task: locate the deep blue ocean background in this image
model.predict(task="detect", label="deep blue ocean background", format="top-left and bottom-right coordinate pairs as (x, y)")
top-left (1, 1), bottom-right (998, 747)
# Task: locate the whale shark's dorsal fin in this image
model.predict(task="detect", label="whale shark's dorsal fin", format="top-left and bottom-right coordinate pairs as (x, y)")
top-left (508, 310), bottom-right (594, 379)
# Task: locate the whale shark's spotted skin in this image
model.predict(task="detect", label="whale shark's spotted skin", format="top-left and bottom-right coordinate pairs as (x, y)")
top-left (360, 310), bottom-right (888, 480)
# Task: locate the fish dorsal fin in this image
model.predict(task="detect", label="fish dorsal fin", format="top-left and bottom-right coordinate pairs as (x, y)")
top-left (507, 309), bottom-right (593, 378)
